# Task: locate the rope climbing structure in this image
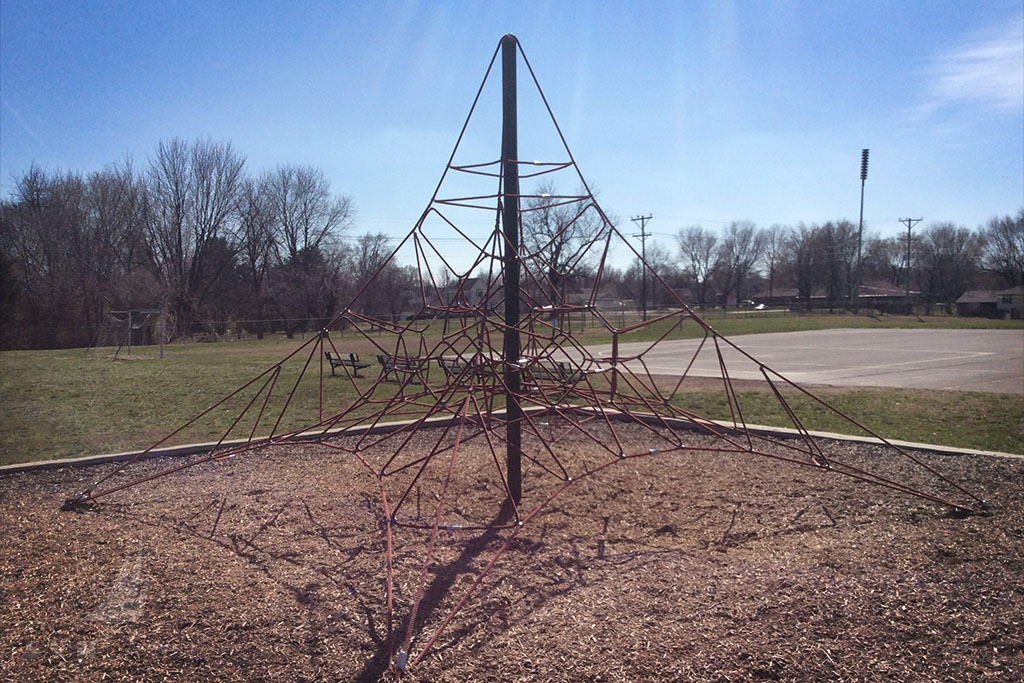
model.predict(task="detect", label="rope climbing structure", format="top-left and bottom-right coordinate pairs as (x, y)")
top-left (64, 35), bottom-right (988, 677)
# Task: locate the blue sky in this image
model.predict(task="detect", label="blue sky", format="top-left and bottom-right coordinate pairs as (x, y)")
top-left (2, 0), bottom-right (1021, 259)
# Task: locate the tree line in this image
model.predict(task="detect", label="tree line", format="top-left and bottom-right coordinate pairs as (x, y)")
top-left (530, 210), bottom-right (1021, 316)
top-left (0, 138), bottom-right (418, 349)
top-left (653, 213), bottom-right (1022, 313)
top-left (1, 136), bottom-right (1021, 349)
top-left (505, 184), bottom-right (1021, 316)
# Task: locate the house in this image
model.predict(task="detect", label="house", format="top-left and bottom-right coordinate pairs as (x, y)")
top-left (996, 285), bottom-right (1024, 319)
top-left (955, 290), bottom-right (999, 318)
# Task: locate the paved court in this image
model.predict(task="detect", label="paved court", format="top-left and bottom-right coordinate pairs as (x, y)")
top-left (586, 328), bottom-right (1024, 394)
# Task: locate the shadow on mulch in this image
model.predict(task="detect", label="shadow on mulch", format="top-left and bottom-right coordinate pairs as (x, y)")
top-left (2, 425), bottom-right (1023, 682)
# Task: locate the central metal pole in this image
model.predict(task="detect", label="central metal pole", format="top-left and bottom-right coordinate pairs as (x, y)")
top-left (501, 34), bottom-right (523, 504)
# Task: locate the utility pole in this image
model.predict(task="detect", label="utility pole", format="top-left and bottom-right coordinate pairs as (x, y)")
top-left (853, 149), bottom-right (869, 310)
top-left (631, 214), bottom-right (652, 321)
top-left (899, 216), bottom-right (922, 315)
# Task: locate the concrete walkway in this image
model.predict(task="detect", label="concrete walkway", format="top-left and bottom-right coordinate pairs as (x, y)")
top-left (2, 411), bottom-right (1020, 475)
top-left (587, 328), bottom-right (1024, 394)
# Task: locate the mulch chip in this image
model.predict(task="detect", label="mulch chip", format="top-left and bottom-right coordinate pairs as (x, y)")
top-left (2, 422), bottom-right (1022, 681)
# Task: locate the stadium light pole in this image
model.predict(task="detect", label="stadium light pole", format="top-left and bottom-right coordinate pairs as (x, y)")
top-left (854, 149), bottom-right (869, 309)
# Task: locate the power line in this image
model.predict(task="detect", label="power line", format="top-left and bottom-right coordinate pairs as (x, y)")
top-left (631, 214), bottom-right (652, 321)
top-left (898, 216), bottom-right (922, 314)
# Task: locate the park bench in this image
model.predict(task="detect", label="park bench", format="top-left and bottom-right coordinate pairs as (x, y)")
top-left (325, 351), bottom-right (371, 377)
top-left (437, 356), bottom-right (464, 378)
top-left (438, 355), bottom-right (492, 382)
top-left (378, 353), bottom-right (426, 383)
top-left (524, 359), bottom-right (583, 395)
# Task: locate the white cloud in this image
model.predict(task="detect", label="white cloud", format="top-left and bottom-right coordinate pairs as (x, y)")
top-left (923, 17), bottom-right (1023, 116)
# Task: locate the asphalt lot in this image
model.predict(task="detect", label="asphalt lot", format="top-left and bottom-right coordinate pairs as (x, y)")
top-left (587, 328), bottom-right (1024, 394)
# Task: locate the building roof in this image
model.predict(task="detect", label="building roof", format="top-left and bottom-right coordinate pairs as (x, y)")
top-left (752, 288), bottom-right (799, 299)
top-left (955, 290), bottom-right (997, 304)
top-left (995, 285), bottom-right (1024, 296)
top-left (859, 283), bottom-right (915, 297)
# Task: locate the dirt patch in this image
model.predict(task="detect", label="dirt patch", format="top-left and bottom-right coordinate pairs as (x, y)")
top-left (2, 422), bottom-right (1022, 681)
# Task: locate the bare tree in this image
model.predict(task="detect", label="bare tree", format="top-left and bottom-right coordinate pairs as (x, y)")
top-left (980, 210), bottom-right (1024, 287)
top-left (918, 222), bottom-right (983, 312)
top-left (644, 241), bottom-right (684, 308)
top-left (815, 220), bottom-right (858, 310)
top-left (716, 221), bottom-right (765, 306)
top-left (0, 166), bottom-right (86, 346)
top-left (144, 138), bottom-right (245, 329)
top-left (621, 241), bottom-right (681, 309)
top-left (269, 245), bottom-right (347, 336)
top-left (0, 231), bottom-right (17, 347)
top-left (236, 177), bottom-right (277, 337)
top-left (346, 232), bottom-right (414, 320)
top-left (261, 165), bottom-right (354, 334)
top-left (0, 162), bottom-right (150, 347)
top-left (864, 236), bottom-right (907, 288)
top-left (758, 224), bottom-right (788, 299)
top-left (85, 161), bottom-right (149, 311)
top-left (350, 232), bottom-right (391, 310)
top-left (785, 223), bottom-right (819, 309)
top-left (521, 181), bottom-right (609, 302)
top-left (265, 165), bottom-right (353, 261)
top-left (676, 225), bottom-right (718, 308)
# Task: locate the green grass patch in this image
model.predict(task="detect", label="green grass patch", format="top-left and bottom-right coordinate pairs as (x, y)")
top-left (0, 339), bottom-right (382, 466)
top-left (572, 310), bottom-right (1024, 345)
top-left (665, 382), bottom-right (1023, 455)
top-left (2, 318), bottom-right (1021, 467)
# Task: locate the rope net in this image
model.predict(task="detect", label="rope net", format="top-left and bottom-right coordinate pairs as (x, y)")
top-left (65, 37), bottom-right (986, 676)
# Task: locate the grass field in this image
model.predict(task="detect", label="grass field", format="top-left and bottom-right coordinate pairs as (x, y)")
top-left (571, 307), bottom-right (1024, 343)
top-left (666, 377), bottom-right (1023, 455)
top-left (1, 313), bottom-right (1021, 466)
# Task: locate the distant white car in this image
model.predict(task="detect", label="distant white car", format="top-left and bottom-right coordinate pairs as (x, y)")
top-left (754, 303), bottom-right (766, 310)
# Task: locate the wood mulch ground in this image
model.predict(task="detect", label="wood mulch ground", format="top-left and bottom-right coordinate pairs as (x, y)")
top-left (1, 421), bottom-right (1022, 682)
